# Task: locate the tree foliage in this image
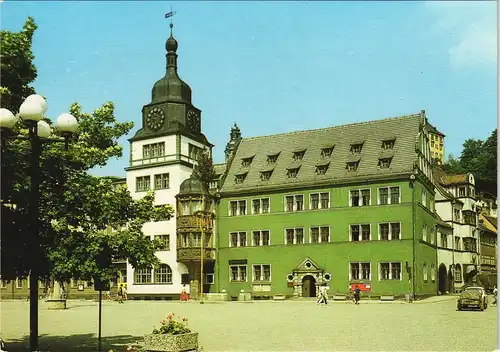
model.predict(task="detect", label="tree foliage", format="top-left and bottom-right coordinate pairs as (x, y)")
top-left (443, 129), bottom-right (497, 184)
top-left (0, 17), bottom-right (38, 112)
top-left (191, 150), bottom-right (216, 190)
top-left (1, 101), bottom-right (174, 284)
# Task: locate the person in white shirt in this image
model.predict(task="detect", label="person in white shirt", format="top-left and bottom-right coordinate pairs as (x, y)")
top-left (493, 286), bottom-right (497, 305)
top-left (317, 283), bottom-right (328, 305)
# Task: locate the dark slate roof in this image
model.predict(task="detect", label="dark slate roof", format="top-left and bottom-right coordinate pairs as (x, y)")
top-left (213, 163), bottom-right (227, 177)
top-left (426, 122), bottom-right (445, 137)
top-left (219, 113), bottom-right (424, 194)
top-left (178, 176), bottom-right (207, 195)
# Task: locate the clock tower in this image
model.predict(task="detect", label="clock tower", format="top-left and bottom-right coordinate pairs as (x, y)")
top-left (124, 23), bottom-right (213, 300)
top-left (129, 23), bottom-right (209, 146)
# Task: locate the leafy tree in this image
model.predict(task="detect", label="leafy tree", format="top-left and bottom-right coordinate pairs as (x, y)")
top-left (443, 129), bottom-right (497, 184)
top-left (0, 17), bottom-right (38, 112)
top-left (1, 101), bottom-right (174, 295)
top-left (191, 150), bottom-right (216, 190)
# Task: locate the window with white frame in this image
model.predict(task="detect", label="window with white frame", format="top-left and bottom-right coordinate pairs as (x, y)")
top-left (422, 224), bottom-right (427, 242)
top-left (229, 200), bottom-right (247, 216)
top-left (136, 176), bottom-right (151, 192)
top-left (284, 195), bottom-right (304, 212)
top-left (154, 264), bottom-right (173, 283)
top-left (379, 262), bottom-right (402, 280)
top-left (423, 263), bottom-right (428, 281)
top-left (350, 262), bottom-right (371, 281)
top-left (379, 223), bottom-right (401, 240)
top-left (205, 273), bottom-right (215, 284)
top-left (350, 224), bottom-right (371, 241)
top-left (143, 142), bottom-right (165, 159)
top-left (440, 233), bottom-right (448, 248)
top-left (350, 189), bottom-right (370, 207)
top-left (429, 227), bottom-right (435, 245)
top-left (310, 226), bottom-right (330, 243)
top-left (230, 265), bottom-right (247, 282)
top-left (453, 208), bottom-right (461, 222)
top-left (154, 173), bottom-right (170, 189)
top-left (134, 268), bottom-right (152, 284)
top-left (16, 278), bottom-right (23, 289)
top-left (378, 187), bottom-right (400, 205)
top-left (421, 189), bottom-right (427, 207)
top-left (230, 231), bottom-right (247, 247)
top-left (430, 264), bottom-right (435, 282)
top-left (454, 264), bottom-right (462, 282)
top-left (252, 198), bottom-right (270, 214)
top-left (310, 192), bottom-right (329, 210)
top-left (252, 264), bottom-right (271, 282)
top-left (252, 230), bottom-right (270, 246)
top-left (285, 228), bottom-right (304, 244)
top-left (454, 236), bottom-right (461, 250)
top-left (155, 234), bottom-right (170, 251)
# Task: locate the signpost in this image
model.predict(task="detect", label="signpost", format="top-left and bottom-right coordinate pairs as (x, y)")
top-left (94, 278), bottom-right (110, 352)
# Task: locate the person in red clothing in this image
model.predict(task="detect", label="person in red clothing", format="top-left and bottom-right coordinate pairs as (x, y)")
top-left (180, 288), bottom-right (189, 301)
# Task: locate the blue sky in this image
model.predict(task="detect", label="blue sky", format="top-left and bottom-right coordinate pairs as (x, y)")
top-left (1, 1), bottom-right (497, 177)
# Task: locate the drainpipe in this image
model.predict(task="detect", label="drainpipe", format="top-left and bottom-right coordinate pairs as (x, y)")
top-left (410, 174), bottom-right (416, 301)
top-left (451, 201), bottom-right (455, 294)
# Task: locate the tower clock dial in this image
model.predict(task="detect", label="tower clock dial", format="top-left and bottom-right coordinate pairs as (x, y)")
top-left (187, 109), bottom-right (200, 133)
top-left (146, 107), bottom-right (165, 131)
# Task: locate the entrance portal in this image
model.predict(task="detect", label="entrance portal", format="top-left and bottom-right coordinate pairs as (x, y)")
top-left (438, 263), bottom-right (448, 294)
top-left (302, 275), bottom-right (316, 297)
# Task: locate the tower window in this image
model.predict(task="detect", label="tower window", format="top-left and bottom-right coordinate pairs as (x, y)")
top-left (346, 161), bottom-right (359, 172)
top-left (381, 139), bottom-right (395, 150)
top-left (267, 153), bottom-right (280, 164)
top-left (188, 144), bottom-right (203, 160)
top-left (350, 143), bottom-right (364, 154)
top-left (378, 158), bottom-right (392, 169)
top-left (143, 142), bottom-right (165, 159)
top-left (136, 176), bottom-right (151, 192)
top-left (154, 173), bottom-right (170, 189)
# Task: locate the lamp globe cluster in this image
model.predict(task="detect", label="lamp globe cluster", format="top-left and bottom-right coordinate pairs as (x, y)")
top-left (0, 94), bottom-right (78, 137)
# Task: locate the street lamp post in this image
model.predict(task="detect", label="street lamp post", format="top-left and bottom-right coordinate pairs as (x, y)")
top-left (0, 95), bottom-right (78, 352)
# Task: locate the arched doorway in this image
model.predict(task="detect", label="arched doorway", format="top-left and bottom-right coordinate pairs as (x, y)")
top-left (438, 264), bottom-right (448, 294)
top-left (302, 275), bottom-right (316, 297)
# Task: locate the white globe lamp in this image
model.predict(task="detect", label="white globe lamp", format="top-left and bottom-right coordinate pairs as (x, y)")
top-left (37, 120), bottom-right (51, 139)
top-left (0, 108), bottom-right (17, 129)
top-left (56, 113), bottom-right (78, 134)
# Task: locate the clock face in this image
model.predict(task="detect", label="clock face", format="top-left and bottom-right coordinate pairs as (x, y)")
top-left (146, 107), bottom-right (165, 131)
top-left (187, 110), bottom-right (200, 133)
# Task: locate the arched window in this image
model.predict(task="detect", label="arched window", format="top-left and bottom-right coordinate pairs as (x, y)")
top-left (430, 264), bottom-right (435, 282)
top-left (422, 224), bottom-right (427, 242)
top-left (134, 268), bottom-right (152, 284)
top-left (155, 264), bottom-right (173, 284)
top-left (454, 264), bottom-right (462, 282)
top-left (423, 264), bottom-right (428, 281)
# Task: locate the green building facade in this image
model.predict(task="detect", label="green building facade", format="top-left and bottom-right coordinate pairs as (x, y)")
top-left (210, 112), bottom-right (439, 299)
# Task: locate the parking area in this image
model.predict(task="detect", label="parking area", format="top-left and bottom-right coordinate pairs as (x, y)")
top-left (1, 296), bottom-right (497, 351)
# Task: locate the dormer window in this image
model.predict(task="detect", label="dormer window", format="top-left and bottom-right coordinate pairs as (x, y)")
top-left (350, 143), bottom-right (363, 154)
top-left (346, 161), bottom-right (359, 172)
top-left (287, 167), bottom-right (300, 178)
top-left (378, 158), bottom-right (392, 169)
top-left (316, 164), bottom-right (329, 175)
top-left (260, 170), bottom-right (273, 181)
top-left (293, 150), bottom-right (306, 161)
top-left (321, 146), bottom-right (334, 158)
top-left (382, 139), bottom-right (395, 150)
top-left (235, 172), bottom-right (248, 184)
top-left (241, 156), bottom-right (254, 167)
top-left (267, 153), bottom-right (280, 164)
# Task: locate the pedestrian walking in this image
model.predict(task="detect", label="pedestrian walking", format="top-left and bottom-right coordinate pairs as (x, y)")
top-left (118, 285), bottom-right (124, 303)
top-left (123, 285), bottom-right (128, 301)
top-left (353, 286), bottom-right (361, 305)
top-left (493, 286), bottom-right (497, 305)
top-left (317, 283), bottom-right (328, 305)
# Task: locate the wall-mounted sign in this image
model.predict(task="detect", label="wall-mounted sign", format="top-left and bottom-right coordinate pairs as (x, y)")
top-left (229, 259), bottom-right (247, 265)
top-left (78, 284), bottom-right (84, 291)
top-left (349, 283), bottom-right (371, 292)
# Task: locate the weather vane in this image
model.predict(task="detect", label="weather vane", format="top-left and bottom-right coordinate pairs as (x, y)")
top-left (165, 6), bottom-right (177, 33)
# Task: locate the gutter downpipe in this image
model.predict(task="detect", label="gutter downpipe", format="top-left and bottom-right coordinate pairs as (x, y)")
top-left (451, 200), bottom-right (455, 294)
top-left (411, 174), bottom-right (417, 302)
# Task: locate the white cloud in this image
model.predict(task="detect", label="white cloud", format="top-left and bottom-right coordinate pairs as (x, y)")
top-left (426, 1), bottom-right (497, 68)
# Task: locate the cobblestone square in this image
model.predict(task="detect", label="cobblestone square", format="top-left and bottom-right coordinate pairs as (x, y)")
top-left (1, 296), bottom-right (497, 351)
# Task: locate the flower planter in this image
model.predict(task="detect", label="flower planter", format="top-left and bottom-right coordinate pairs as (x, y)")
top-left (143, 332), bottom-right (198, 352)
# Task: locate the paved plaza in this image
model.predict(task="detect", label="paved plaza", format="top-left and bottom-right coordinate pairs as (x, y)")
top-left (1, 296), bottom-right (498, 351)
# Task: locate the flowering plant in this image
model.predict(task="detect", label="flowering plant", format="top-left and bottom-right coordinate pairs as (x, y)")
top-left (152, 313), bottom-right (191, 335)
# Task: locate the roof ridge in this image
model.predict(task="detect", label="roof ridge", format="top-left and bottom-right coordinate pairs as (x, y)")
top-left (241, 112), bottom-right (423, 141)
